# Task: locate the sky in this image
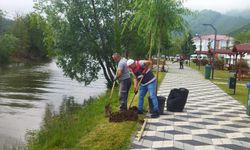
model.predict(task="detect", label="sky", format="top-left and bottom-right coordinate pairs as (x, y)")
top-left (0, 0), bottom-right (34, 18)
top-left (183, 0), bottom-right (250, 13)
top-left (0, 0), bottom-right (250, 18)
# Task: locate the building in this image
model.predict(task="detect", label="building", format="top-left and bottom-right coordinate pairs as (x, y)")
top-left (193, 34), bottom-right (250, 66)
top-left (192, 34), bottom-right (234, 51)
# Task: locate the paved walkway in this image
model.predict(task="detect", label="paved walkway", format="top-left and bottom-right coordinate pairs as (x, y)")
top-left (130, 63), bottom-right (250, 150)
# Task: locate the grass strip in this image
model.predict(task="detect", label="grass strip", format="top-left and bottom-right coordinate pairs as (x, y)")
top-left (27, 72), bottom-right (166, 150)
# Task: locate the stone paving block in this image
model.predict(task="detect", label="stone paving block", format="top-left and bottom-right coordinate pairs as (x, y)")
top-left (130, 63), bottom-right (250, 150)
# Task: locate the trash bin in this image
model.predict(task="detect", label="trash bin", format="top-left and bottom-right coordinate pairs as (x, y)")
top-left (167, 88), bottom-right (189, 112)
top-left (228, 71), bottom-right (236, 89)
top-left (148, 96), bottom-right (166, 115)
top-left (204, 64), bottom-right (211, 79)
top-left (246, 82), bottom-right (250, 116)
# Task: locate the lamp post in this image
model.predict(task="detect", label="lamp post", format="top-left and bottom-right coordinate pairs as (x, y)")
top-left (195, 33), bottom-right (202, 70)
top-left (202, 23), bottom-right (217, 80)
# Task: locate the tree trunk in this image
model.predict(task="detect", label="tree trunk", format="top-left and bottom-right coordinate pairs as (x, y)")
top-left (156, 38), bottom-right (161, 95)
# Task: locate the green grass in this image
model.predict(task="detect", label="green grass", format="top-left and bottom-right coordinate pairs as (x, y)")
top-left (27, 72), bottom-right (166, 150)
top-left (188, 62), bottom-right (248, 105)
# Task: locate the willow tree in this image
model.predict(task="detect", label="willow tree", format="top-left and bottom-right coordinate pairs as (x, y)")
top-left (128, 0), bottom-right (189, 92)
top-left (34, 0), bottom-right (130, 87)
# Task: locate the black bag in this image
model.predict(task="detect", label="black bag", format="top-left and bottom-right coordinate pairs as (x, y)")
top-left (167, 88), bottom-right (189, 112)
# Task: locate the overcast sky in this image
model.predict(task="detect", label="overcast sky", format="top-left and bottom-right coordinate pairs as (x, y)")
top-left (0, 0), bottom-right (250, 18)
top-left (184, 0), bottom-right (250, 13)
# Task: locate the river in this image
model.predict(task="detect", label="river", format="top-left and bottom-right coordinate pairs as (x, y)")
top-left (0, 60), bottom-right (106, 147)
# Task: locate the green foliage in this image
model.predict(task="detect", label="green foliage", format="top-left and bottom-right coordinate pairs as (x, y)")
top-left (128, 0), bottom-right (189, 57)
top-left (27, 72), bottom-right (166, 150)
top-left (25, 13), bottom-right (48, 59)
top-left (234, 31), bottom-right (250, 44)
top-left (229, 22), bottom-right (250, 44)
top-left (34, 0), bottom-right (123, 86)
top-left (181, 33), bottom-right (196, 57)
top-left (9, 13), bottom-right (49, 60)
top-left (168, 36), bottom-right (184, 56)
top-left (168, 33), bottom-right (196, 57)
top-left (0, 34), bottom-right (19, 64)
top-left (122, 28), bottom-right (148, 59)
top-left (10, 15), bottom-right (30, 56)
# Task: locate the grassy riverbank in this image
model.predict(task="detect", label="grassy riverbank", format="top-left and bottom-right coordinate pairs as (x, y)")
top-left (27, 72), bottom-right (166, 150)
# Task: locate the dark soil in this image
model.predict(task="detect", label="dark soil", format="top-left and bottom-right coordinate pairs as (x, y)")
top-left (109, 106), bottom-right (138, 122)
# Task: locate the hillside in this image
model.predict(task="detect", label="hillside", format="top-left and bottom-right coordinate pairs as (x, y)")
top-left (229, 23), bottom-right (250, 36)
top-left (0, 17), bottom-right (13, 34)
top-left (226, 9), bottom-right (250, 20)
top-left (185, 10), bottom-right (250, 35)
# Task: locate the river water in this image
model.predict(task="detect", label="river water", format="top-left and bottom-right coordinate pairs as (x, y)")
top-left (0, 60), bottom-right (106, 147)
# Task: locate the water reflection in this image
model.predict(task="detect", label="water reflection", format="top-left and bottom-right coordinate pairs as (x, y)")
top-left (0, 60), bottom-right (106, 148)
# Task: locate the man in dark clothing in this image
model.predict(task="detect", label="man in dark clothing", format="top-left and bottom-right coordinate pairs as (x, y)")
top-left (179, 56), bottom-right (184, 69)
top-left (127, 59), bottom-right (159, 118)
top-left (112, 53), bottom-right (131, 112)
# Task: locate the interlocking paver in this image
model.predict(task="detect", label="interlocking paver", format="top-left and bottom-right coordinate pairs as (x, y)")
top-left (130, 62), bottom-right (250, 150)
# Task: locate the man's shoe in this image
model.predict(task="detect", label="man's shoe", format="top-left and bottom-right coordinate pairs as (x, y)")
top-left (151, 111), bottom-right (159, 118)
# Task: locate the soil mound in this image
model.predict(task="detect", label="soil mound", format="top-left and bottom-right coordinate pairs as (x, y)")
top-left (109, 106), bottom-right (138, 122)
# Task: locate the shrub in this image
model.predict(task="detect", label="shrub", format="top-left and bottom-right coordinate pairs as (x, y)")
top-left (0, 34), bottom-right (19, 64)
top-left (214, 59), bottom-right (224, 70)
top-left (201, 59), bottom-right (208, 65)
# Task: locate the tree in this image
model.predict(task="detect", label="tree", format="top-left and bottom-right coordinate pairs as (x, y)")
top-left (35, 0), bottom-right (129, 87)
top-left (25, 13), bottom-right (49, 59)
top-left (9, 15), bottom-right (30, 58)
top-left (128, 0), bottom-right (189, 91)
top-left (234, 31), bottom-right (250, 44)
top-left (0, 34), bottom-right (19, 64)
top-left (182, 33), bottom-right (196, 57)
top-left (9, 13), bottom-right (49, 60)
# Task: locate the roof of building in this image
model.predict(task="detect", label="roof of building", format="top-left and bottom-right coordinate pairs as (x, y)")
top-left (232, 43), bottom-right (250, 53)
top-left (193, 34), bottom-right (234, 41)
top-left (195, 49), bottom-right (235, 55)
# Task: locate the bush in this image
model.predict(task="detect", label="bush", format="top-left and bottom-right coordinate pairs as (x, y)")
top-left (201, 59), bottom-right (208, 65)
top-left (237, 60), bottom-right (249, 69)
top-left (0, 34), bottom-right (19, 64)
top-left (192, 59), bottom-right (208, 66)
top-left (214, 59), bottom-right (224, 70)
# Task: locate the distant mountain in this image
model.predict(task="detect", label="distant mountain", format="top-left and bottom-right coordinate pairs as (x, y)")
top-left (185, 10), bottom-right (250, 35)
top-left (0, 17), bottom-right (13, 34)
top-left (226, 9), bottom-right (250, 20)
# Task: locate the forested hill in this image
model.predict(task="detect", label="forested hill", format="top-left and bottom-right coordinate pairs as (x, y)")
top-left (185, 9), bottom-right (250, 35)
top-left (226, 9), bottom-right (250, 20)
top-left (229, 23), bottom-right (250, 36)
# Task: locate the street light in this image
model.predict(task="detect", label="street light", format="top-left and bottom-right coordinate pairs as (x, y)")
top-left (195, 33), bottom-right (202, 70)
top-left (202, 23), bottom-right (217, 80)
